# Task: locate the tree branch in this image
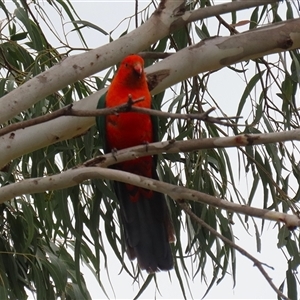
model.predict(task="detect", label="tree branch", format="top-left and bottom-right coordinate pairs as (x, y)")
top-left (2, 112), bottom-right (300, 170)
top-left (0, 97), bottom-right (144, 137)
top-left (0, 0), bottom-right (186, 123)
top-left (0, 105), bottom-right (73, 137)
top-left (0, 166), bottom-right (299, 229)
top-left (84, 130), bottom-right (300, 170)
top-left (147, 18), bottom-right (300, 93)
top-left (0, 0), bottom-right (289, 124)
top-left (1, 17), bottom-right (299, 167)
top-left (0, 99), bottom-right (240, 137)
top-left (178, 201), bottom-right (290, 300)
top-left (181, 0), bottom-right (278, 25)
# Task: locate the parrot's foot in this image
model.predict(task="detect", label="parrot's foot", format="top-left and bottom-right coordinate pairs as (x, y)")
top-left (111, 148), bottom-right (118, 161)
top-left (143, 141), bottom-right (149, 152)
top-left (126, 94), bottom-right (145, 111)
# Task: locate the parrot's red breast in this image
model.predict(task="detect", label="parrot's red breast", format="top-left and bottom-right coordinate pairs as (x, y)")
top-left (105, 55), bottom-right (154, 201)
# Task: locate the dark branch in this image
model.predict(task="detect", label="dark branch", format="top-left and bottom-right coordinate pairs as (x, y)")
top-left (0, 96), bottom-right (145, 137)
top-left (0, 96), bottom-right (241, 137)
top-left (0, 105), bottom-right (74, 137)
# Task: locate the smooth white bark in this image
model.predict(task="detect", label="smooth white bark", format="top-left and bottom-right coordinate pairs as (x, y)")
top-left (0, 166), bottom-right (299, 228)
top-left (1, 17), bottom-right (300, 169)
top-left (0, 0), bottom-right (184, 123)
top-left (0, 0), bottom-right (278, 123)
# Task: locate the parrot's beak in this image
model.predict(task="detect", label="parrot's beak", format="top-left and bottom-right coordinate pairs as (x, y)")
top-left (133, 62), bottom-right (143, 76)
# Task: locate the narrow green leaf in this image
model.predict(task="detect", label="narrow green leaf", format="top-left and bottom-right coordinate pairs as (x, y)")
top-left (10, 32), bottom-right (28, 41)
top-left (66, 283), bottom-right (92, 300)
top-left (286, 1), bottom-right (294, 19)
top-left (202, 266), bottom-right (218, 298)
top-left (72, 20), bottom-right (108, 35)
top-left (290, 51), bottom-right (300, 83)
top-left (173, 263), bottom-right (187, 300)
top-left (286, 263), bottom-right (297, 300)
top-left (250, 6), bottom-right (259, 29)
top-left (195, 24), bottom-right (208, 40)
top-left (55, 0), bottom-right (88, 48)
top-left (277, 226), bottom-right (290, 248)
top-left (237, 71), bottom-right (265, 116)
top-left (21, 201), bottom-right (35, 250)
top-left (253, 221), bottom-right (262, 253)
top-left (286, 239), bottom-right (300, 266)
top-left (133, 274), bottom-right (154, 300)
top-left (248, 173), bottom-right (260, 207)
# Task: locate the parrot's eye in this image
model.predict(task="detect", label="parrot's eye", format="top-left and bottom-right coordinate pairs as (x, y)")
top-left (124, 63), bottom-right (128, 67)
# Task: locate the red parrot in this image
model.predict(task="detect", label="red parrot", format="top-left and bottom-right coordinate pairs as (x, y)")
top-left (96, 55), bottom-right (174, 272)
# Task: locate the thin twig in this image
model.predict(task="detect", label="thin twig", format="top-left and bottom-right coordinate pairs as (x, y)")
top-left (0, 96), bottom-right (241, 137)
top-left (178, 201), bottom-right (290, 300)
top-left (135, 0), bottom-right (138, 29)
top-left (0, 105), bottom-right (74, 137)
top-left (216, 15), bottom-right (239, 35)
top-left (0, 97), bottom-right (145, 137)
top-left (66, 105), bottom-right (241, 126)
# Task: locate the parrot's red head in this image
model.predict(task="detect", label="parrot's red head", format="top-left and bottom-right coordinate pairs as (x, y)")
top-left (115, 55), bottom-right (146, 85)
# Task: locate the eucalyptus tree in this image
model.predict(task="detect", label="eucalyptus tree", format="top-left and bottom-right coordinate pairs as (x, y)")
top-left (0, 1), bottom-right (299, 299)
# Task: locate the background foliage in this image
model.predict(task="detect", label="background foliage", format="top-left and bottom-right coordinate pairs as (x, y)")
top-left (0, 0), bottom-right (299, 299)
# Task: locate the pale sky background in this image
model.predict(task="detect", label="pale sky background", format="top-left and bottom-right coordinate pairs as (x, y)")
top-left (1, 1), bottom-right (299, 299)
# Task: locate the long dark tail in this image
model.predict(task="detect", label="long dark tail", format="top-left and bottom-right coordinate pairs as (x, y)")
top-left (114, 173), bottom-right (174, 273)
